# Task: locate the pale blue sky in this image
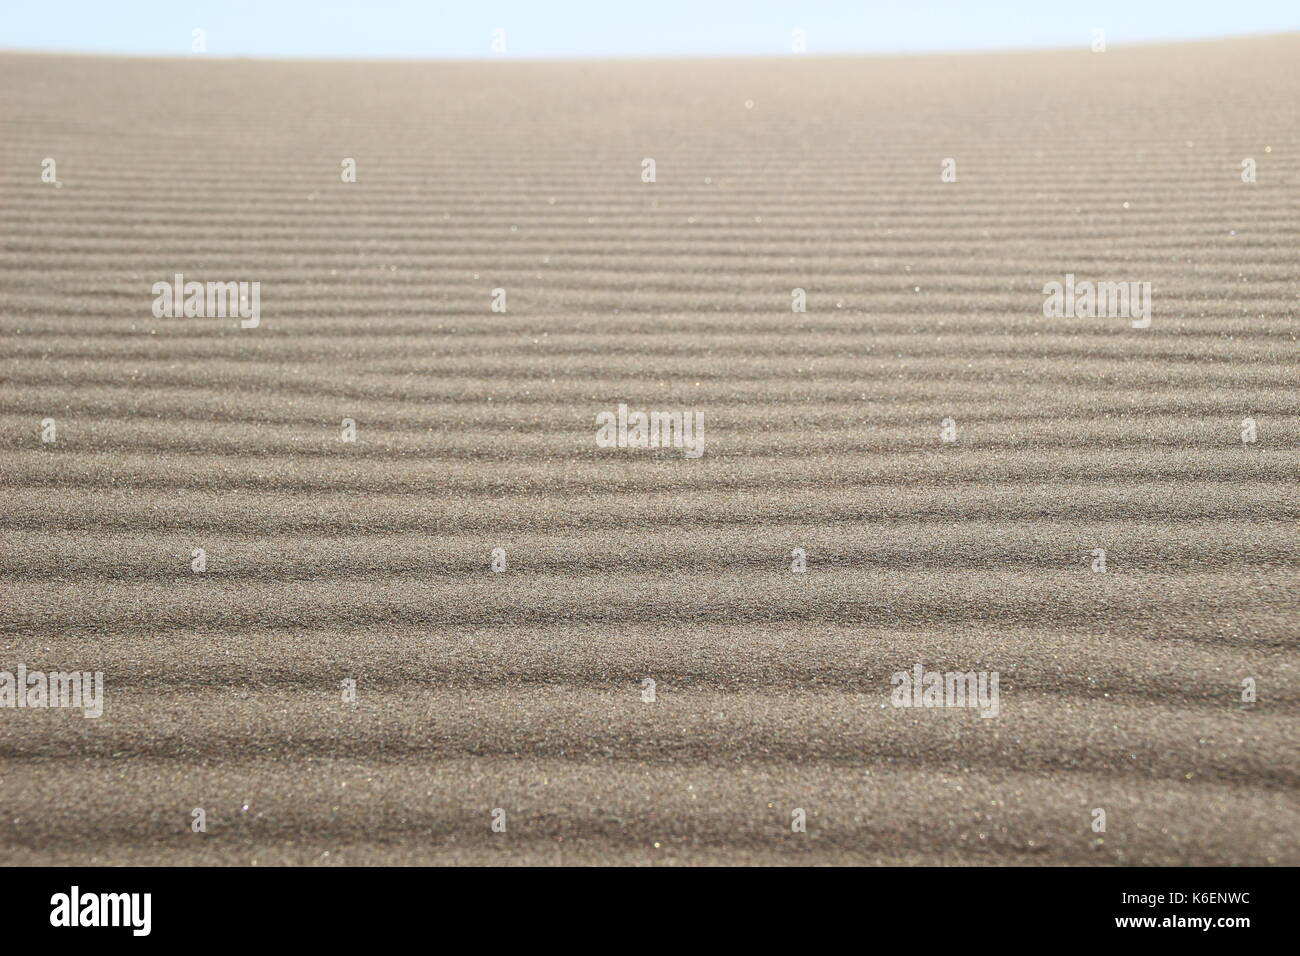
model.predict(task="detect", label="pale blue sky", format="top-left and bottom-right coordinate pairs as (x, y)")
top-left (1, 0), bottom-right (1296, 59)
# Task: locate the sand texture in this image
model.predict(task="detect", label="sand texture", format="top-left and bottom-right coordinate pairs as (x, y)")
top-left (0, 36), bottom-right (1297, 865)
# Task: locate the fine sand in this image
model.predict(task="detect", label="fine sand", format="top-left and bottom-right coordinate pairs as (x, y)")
top-left (0, 36), bottom-right (1296, 865)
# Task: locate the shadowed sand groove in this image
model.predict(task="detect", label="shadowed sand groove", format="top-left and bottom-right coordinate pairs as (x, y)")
top-left (0, 35), bottom-right (1297, 866)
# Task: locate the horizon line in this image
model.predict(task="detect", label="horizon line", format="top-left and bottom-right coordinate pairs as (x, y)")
top-left (1, 29), bottom-right (1295, 65)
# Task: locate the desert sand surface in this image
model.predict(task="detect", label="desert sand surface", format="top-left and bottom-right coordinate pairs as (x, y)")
top-left (0, 36), bottom-right (1296, 865)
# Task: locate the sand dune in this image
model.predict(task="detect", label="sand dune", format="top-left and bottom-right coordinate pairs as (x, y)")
top-left (0, 35), bottom-right (1296, 865)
